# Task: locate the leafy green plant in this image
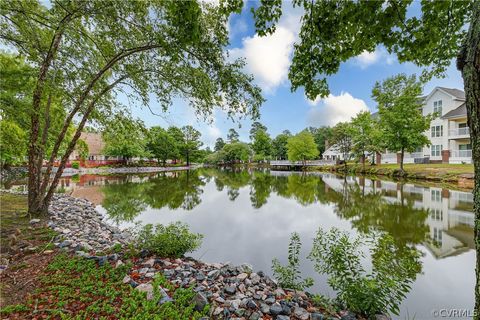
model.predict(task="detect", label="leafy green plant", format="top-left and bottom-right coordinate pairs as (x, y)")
top-left (0, 254), bottom-right (209, 319)
top-left (71, 161), bottom-right (80, 169)
top-left (134, 222), bottom-right (203, 258)
top-left (308, 228), bottom-right (421, 317)
top-left (272, 232), bottom-right (314, 291)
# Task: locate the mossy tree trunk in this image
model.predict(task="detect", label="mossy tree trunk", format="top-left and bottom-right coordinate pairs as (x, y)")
top-left (457, 2), bottom-right (480, 316)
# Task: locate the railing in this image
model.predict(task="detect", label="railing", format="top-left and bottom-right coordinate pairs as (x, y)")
top-left (408, 152), bottom-right (423, 159)
top-left (382, 153), bottom-right (397, 159)
top-left (449, 127), bottom-right (470, 136)
top-left (450, 150), bottom-right (472, 158)
top-left (270, 160), bottom-right (335, 166)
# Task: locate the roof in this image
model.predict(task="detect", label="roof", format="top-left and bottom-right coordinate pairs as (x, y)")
top-left (79, 132), bottom-right (105, 155)
top-left (437, 87), bottom-right (465, 100)
top-left (442, 103), bottom-right (467, 119)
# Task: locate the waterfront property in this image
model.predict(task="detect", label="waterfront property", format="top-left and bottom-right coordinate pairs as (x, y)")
top-left (380, 87), bottom-right (471, 165)
top-left (322, 87), bottom-right (472, 165)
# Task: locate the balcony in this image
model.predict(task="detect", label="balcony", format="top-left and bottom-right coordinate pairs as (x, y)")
top-left (448, 127), bottom-right (470, 138)
top-left (450, 149), bottom-right (472, 158)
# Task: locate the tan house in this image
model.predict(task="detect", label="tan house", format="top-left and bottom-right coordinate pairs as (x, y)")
top-left (69, 132), bottom-right (121, 166)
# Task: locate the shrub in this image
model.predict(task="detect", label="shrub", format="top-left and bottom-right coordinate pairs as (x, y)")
top-left (71, 161), bottom-right (80, 169)
top-left (134, 222), bottom-right (203, 258)
top-left (272, 232), bottom-right (314, 291)
top-left (308, 228), bottom-right (421, 317)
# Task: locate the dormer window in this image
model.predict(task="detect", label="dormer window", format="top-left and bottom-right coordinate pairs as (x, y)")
top-left (433, 100), bottom-right (442, 116)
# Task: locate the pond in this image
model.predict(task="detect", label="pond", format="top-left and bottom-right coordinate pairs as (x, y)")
top-left (6, 168), bottom-right (475, 319)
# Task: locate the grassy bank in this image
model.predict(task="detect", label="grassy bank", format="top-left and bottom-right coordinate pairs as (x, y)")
top-left (309, 163), bottom-right (474, 188)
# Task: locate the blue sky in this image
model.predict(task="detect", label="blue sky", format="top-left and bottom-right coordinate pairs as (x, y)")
top-left (130, 1), bottom-right (464, 148)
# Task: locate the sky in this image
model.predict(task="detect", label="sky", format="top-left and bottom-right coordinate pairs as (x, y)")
top-left (128, 1), bottom-right (464, 149)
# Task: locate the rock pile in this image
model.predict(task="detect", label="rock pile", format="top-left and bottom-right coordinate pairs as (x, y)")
top-left (123, 255), bottom-right (333, 320)
top-left (48, 194), bottom-right (131, 252)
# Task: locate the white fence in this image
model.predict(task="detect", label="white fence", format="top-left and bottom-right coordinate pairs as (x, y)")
top-left (270, 160), bottom-right (335, 166)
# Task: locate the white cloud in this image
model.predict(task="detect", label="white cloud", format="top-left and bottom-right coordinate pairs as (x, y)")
top-left (229, 5), bottom-right (302, 93)
top-left (306, 92), bottom-right (369, 127)
top-left (353, 47), bottom-right (395, 69)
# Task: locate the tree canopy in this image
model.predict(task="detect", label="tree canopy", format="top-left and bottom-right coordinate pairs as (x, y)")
top-left (0, 0), bottom-right (264, 214)
top-left (103, 114), bottom-right (147, 161)
top-left (287, 131), bottom-right (319, 165)
top-left (373, 74), bottom-right (432, 171)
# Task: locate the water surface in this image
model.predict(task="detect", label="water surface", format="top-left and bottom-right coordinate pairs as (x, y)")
top-left (7, 168), bottom-right (474, 319)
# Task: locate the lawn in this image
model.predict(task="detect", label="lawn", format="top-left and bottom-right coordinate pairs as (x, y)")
top-left (372, 163), bottom-right (474, 174)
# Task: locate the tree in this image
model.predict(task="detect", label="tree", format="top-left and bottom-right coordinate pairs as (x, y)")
top-left (103, 114), bottom-right (147, 162)
top-left (331, 122), bottom-right (354, 170)
top-left (180, 125), bottom-right (203, 166)
top-left (373, 74), bottom-right (432, 172)
top-left (272, 131), bottom-right (291, 160)
top-left (350, 111), bottom-right (381, 170)
top-left (252, 129), bottom-right (272, 160)
top-left (307, 126), bottom-right (333, 156)
top-left (286, 131), bottom-right (319, 166)
top-left (227, 128), bottom-right (240, 143)
top-left (0, 53), bottom-right (73, 165)
top-left (146, 126), bottom-right (175, 166)
top-left (167, 126), bottom-right (184, 162)
top-left (0, 0), bottom-right (263, 215)
top-left (249, 121), bottom-right (267, 140)
top-left (252, 1), bottom-right (479, 308)
top-left (214, 137), bottom-right (226, 152)
top-left (0, 120), bottom-right (26, 168)
top-left (76, 139), bottom-right (89, 161)
top-left (222, 142), bottom-right (251, 163)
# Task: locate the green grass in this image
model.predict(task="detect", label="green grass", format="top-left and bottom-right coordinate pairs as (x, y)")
top-left (0, 254), bottom-right (209, 319)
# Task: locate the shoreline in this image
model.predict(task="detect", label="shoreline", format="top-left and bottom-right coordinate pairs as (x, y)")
top-left (302, 164), bottom-right (475, 189)
top-left (0, 191), bottom-right (368, 320)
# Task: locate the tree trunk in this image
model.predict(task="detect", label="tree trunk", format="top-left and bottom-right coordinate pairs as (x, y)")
top-left (362, 151), bottom-right (366, 171)
top-left (400, 148), bottom-right (405, 172)
top-left (457, 2), bottom-right (480, 317)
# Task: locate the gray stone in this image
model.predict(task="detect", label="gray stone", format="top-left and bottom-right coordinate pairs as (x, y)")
top-left (122, 275), bottom-right (131, 284)
top-left (294, 307), bottom-right (310, 320)
top-left (311, 313), bottom-right (325, 320)
top-left (208, 269), bottom-right (220, 279)
top-left (225, 286), bottom-right (236, 295)
top-left (249, 312), bottom-right (261, 320)
top-left (29, 219), bottom-right (41, 225)
top-left (135, 283), bottom-right (154, 300)
top-left (59, 240), bottom-right (72, 248)
top-left (194, 292), bottom-right (208, 312)
top-left (277, 316), bottom-right (290, 320)
top-left (246, 299), bottom-right (257, 309)
top-left (265, 297), bottom-right (275, 304)
top-left (158, 288), bottom-right (174, 305)
top-left (270, 303), bottom-right (283, 315)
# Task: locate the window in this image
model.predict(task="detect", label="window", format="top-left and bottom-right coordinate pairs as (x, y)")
top-left (431, 145), bottom-right (442, 157)
top-left (430, 208), bottom-right (443, 221)
top-left (433, 100), bottom-right (442, 116)
top-left (433, 228), bottom-right (443, 245)
top-left (431, 125), bottom-right (443, 137)
top-left (431, 189), bottom-right (441, 202)
top-left (459, 143), bottom-right (472, 151)
top-left (459, 123), bottom-right (467, 128)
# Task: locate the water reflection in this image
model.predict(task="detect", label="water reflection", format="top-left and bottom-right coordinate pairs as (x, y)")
top-left (5, 169), bottom-right (474, 318)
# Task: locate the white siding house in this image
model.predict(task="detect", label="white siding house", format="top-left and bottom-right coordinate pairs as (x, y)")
top-left (380, 87), bottom-right (471, 164)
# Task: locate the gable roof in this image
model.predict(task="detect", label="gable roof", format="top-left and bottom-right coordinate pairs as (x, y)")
top-left (442, 103), bottom-right (467, 119)
top-left (79, 132), bottom-right (105, 155)
top-left (437, 87), bottom-right (465, 100)
top-left (423, 87), bottom-right (465, 102)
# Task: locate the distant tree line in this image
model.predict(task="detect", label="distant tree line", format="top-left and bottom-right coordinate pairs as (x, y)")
top-left (205, 74), bottom-right (433, 171)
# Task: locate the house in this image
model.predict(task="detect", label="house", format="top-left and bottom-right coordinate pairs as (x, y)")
top-left (378, 86), bottom-right (471, 164)
top-left (69, 132), bottom-right (122, 167)
top-left (322, 145), bottom-right (353, 161)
